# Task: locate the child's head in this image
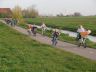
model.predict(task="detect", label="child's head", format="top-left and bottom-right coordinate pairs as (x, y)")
top-left (87, 30), bottom-right (91, 34)
top-left (52, 29), bottom-right (58, 32)
top-left (80, 25), bottom-right (83, 28)
top-left (55, 29), bottom-right (59, 32)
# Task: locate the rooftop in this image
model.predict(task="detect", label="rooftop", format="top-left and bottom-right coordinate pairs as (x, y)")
top-left (0, 8), bottom-right (12, 14)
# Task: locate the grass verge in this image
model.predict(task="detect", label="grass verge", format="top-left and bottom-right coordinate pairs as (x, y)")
top-left (0, 22), bottom-right (96, 72)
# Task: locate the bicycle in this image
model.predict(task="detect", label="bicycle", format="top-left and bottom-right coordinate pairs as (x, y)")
top-left (52, 36), bottom-right (58, 46)
top-left (77, 31), bottom-right (90, 48)
top-left (78, 37), bottom-right (87, 48)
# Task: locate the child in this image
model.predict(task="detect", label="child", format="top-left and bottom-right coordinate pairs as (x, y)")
top-left (41, 22), bottom-right (46, 35)
top-left (52, 29), bottom-right (60, 46)
top-left (76, 25), bottom-right (85, 40)
top-left (31, 24), bottom-right (37, 36)
top-left (27, 24), bottom-right (32, 35)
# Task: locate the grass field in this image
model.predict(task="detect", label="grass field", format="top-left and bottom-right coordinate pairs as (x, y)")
top-left (0, 22), bottom-right (96, 72)
top-left (25, 16), bottom-right (96, 36)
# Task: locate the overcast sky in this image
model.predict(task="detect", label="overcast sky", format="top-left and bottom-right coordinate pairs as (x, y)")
top-left (0, 0), bottom-right (96, 16)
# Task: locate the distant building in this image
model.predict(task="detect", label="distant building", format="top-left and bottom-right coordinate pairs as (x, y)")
top-left (0, 8), bottom-right (12, 18)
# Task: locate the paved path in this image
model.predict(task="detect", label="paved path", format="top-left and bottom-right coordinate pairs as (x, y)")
top-left (0, 20), bottom-right (96, 60)
top-left (13, 26), bottom-right (96, 61)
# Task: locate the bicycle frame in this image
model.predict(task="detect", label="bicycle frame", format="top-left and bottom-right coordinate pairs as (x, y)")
top-left (78, 37), bottom-right (87, 48)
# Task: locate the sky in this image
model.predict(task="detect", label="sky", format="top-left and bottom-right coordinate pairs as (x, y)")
top-left (0, 0), bottom-right (96, 16)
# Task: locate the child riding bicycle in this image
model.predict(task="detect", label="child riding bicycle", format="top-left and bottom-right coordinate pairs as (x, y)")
top-left (52, 29), bottom-right (60, 46)
top-left (78, 30), bottom-right (91, 48)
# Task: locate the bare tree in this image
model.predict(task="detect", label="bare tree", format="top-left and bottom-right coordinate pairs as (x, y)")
top-left (22, 9), bottom-right (29, 18)
top-left (12, 5), bottom-right (25, 24)
top-left (22, 5), bottom-right (39, 18)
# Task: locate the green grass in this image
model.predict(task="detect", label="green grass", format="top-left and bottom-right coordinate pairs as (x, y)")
top-left (0, 22), bottom-right (96, 72)
top-left (25, 16), bottom-right (96, 36)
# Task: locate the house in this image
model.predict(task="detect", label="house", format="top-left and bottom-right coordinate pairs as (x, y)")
top-left (0, 8), bottom-right (12, 18)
